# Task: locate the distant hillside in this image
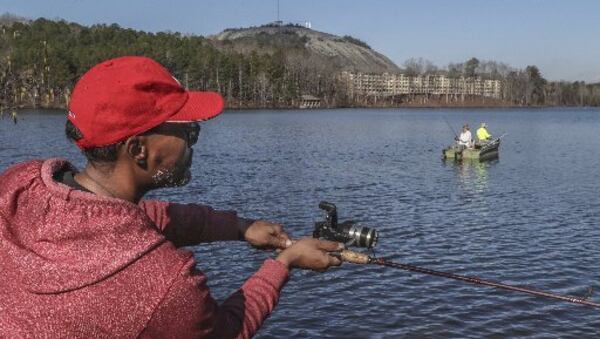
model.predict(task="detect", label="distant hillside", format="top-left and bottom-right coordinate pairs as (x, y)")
top-left (209, 24), bottom-right (400, 74)
top-left (1, 18), bottom-right (374, 109)
top-left (1, 17), bottom-right (599, 110)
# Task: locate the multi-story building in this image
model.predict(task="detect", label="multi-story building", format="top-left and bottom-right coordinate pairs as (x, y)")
top-left (340, 72), bottom-right (502, 99)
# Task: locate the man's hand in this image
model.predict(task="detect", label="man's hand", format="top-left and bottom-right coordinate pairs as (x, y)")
top-left (276, 238), bottom-right (343, 271)
top-left (244, 220), bottom-right (292, 249)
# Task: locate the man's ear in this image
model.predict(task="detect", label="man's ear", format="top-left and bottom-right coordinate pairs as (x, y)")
top-left (124, 136), bottom-right (148, 168)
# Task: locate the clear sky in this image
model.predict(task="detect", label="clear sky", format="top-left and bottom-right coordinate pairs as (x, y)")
top-left (1, 0), bottom-right (599, 82)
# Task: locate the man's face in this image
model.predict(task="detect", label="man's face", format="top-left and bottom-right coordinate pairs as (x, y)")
top-left (144, 122), bottom-right (200, 188)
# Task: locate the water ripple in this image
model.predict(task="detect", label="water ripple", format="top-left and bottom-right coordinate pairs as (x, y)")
top-left (3, 108), bottom-right (600, 337)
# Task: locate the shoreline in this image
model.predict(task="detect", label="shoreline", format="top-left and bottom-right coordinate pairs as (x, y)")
top-left (8, 103), bottom-right (600, 113)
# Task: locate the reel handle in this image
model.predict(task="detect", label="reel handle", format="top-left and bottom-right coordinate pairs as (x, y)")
top-left (318, 201), bottom-right (336, 213)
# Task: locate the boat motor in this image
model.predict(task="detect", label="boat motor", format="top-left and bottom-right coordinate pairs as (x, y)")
top-left (313, 201), bottom-right (379, 248)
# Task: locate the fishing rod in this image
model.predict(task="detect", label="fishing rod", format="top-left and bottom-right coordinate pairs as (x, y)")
top-left (497, 132), bottom-right (508, 140)
top-left (443, 118), bottom-right (459, 140)
top-left (313, 201), bottom-right (600, 308)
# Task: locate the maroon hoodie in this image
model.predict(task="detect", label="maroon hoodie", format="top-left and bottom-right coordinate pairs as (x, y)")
top-left (0, 159), bottom-right (289, 338)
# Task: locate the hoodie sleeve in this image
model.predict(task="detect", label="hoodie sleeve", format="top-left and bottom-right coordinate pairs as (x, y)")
top-left (140, 258), bottom-right (289, 339)
top-left (139, 200), bottom-right (253, 246)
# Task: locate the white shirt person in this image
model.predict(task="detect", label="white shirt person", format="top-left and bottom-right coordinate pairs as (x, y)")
top-left (457, 124), bottom-right (473, 148)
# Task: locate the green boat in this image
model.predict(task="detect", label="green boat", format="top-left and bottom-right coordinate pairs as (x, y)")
top-left (443, 138), bottom-right (501, 161)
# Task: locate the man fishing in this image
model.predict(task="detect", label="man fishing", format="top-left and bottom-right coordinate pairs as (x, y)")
top-left (0, 56), bottom-right (343, 338)
top-left (476, 122), bottom-right (492, 143)
top-left (457, 124), bottom-right (473, 148)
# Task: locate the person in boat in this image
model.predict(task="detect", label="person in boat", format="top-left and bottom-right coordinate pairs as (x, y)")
top-left (476, 122), bottom-right (492, 143)
top-left (0, 56), bottom-right (343, 338)
top-left (457, 124), bottom-right (473, 148)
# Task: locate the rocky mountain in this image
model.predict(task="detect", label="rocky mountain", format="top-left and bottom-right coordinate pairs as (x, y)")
top-left (209, 24), bottom-right (400, 74)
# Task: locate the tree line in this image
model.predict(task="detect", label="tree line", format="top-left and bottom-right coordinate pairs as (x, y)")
top-left (0, 17), bottom-right (328, 110)
top-left (401, 57), bottom-right (600, 106)
top-left (1, 16), bottom-right (599, 111)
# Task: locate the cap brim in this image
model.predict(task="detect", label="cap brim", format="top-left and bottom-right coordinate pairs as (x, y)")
top-left (168, 91), bottom-right (225, 122)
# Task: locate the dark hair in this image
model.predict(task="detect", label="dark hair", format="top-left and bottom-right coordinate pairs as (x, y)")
top-left (65, 119), bottom-right (121, 163)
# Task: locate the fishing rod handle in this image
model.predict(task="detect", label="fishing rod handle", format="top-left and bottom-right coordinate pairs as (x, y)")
top-left (287, 239), bottom-right (370, 264)
top-left (336, 250), bottom-right (370, 264)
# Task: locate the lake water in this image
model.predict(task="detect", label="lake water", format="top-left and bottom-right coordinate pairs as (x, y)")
top-left (1, 108), bottom-right (600, 338)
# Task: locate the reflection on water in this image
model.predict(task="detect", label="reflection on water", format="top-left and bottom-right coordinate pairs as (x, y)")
top-left (449, 158), bottom-right (498, 193)
top-left (2, 108), bottom-right (600, 338)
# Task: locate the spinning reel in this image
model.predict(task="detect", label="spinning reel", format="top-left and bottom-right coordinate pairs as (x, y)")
top-left (313, 201), bottom-right (379, 248)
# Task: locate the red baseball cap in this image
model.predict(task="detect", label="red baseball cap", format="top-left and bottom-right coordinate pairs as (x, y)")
top-left (68, 56), bottom-right (224, 149)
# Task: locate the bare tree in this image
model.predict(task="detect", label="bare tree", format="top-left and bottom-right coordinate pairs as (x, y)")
top-left (403, 57), bottom-right (437, 76)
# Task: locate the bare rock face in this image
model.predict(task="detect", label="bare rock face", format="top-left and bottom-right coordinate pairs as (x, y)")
top-left (209, 25), bottom-right (400, 74)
